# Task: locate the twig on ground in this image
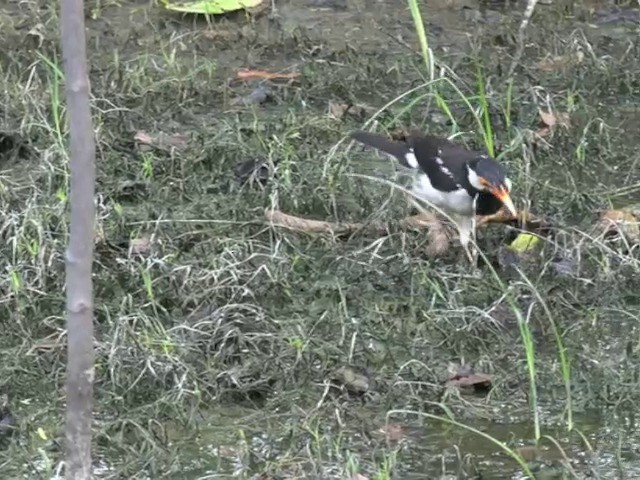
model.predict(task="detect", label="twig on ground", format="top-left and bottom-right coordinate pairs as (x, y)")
top-left (265, 208), bottom-right (547, 256)
top-left (265, 209), bottom-right (366, 234)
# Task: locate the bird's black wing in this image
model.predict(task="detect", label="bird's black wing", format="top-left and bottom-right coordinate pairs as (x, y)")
top-left (351, 131), bottom-right (483, 194)
top-left (350, 131), bottom-right (413, 167)
top-left (410, 135), bottom-right (475, 193)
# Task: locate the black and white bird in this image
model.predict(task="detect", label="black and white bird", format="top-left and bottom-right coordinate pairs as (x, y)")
top-left (350, 130), bottom-right (516, 256)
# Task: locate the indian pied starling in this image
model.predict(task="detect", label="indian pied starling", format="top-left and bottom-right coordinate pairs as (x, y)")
top-left (350, 130), bottom-right (517, 256)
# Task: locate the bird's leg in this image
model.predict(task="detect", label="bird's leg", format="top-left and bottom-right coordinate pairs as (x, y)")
top-left (455, 214), bottom-right (478, 265)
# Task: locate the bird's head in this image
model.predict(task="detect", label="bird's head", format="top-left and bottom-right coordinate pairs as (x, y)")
top-left (467, 156), bottom-right (516, 216)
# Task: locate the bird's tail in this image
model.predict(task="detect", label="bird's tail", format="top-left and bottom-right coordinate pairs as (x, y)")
top-left (350, 131), bottom-right (413, 167)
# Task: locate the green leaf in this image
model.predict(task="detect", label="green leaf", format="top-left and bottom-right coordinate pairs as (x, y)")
top-left (161, 0), bottom-right (263, 14)
top-left (509, 233), bottom-right (541, 253)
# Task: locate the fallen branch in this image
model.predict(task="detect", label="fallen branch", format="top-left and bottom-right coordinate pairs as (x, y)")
top-left (264, 208), bottom-right (547, 256)
top-left (265, 208), bottom-right (542, 233)
top-left (265, 209), bottom-right (366, 234)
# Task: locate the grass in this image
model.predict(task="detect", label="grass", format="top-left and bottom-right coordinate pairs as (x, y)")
top-left (1, 0), bottom-right (640, 478)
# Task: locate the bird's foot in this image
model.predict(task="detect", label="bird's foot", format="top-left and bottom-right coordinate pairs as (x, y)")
top-left (462, 244), bottom-right (479, 267)
top-left (477, 207), bottom-right (517, 226)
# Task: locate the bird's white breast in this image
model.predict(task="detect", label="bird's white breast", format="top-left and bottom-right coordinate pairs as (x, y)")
top-left (411, 173), bottom-right (474, 216)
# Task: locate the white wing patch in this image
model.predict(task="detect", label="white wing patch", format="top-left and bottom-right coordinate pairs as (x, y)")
top-left (439, 165), bottom-right (454, 179)
top-left (405, 149), bottom-right (419, 169)
top-left (505, 177), bottom-right (512, 191)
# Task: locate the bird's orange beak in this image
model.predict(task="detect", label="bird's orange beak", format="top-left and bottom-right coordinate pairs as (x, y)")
top-left (490, 185), bottom-right (517, 216)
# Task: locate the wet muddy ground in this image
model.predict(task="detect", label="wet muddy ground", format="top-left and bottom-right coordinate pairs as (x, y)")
top-left (1, 0), bottom-right (640, 478)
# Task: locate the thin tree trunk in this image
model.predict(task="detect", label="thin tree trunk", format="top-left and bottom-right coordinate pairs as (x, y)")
top-left (60, 0), bottom-right (96, 478)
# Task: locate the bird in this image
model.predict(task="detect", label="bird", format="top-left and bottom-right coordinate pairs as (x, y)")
top-left (350, 130), bottom-right (517, 259)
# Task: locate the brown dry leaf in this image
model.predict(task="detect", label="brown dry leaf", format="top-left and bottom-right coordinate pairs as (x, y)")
top-left (230, 85), bottom-right (270, 107)
top-left (595, 209), bottom-right (640, 244)
top-left (535, 51), bottom-right (584, 73)
top-left (236, 69), bottom-right (299, 81)
top-left (445, 365), bottom-right (493, 392)
top-left (536, 109), bottom-right (570, 138)
top-left (130, 237), bottom-right (151, 256)
top-left (445, 372), bottom-right (493, 388)
top-left (328, 101), bottom-right (373, 120)
top-left (94, 224), bottom-right (107, 245)
top-left (539, 109), bottom-right (558, 128)
top-left (331, 366), bottom-right (373, 395)
top-left (201, 29), bottom-right (237, 42)
top-left (400, 211), bottom-right (452, 256)
top-left (351, 474), bottom-right (369, 480)
top-left (516, 445), bottom-right (540, 462)
top-left (378, 422), bottom-right (406, 443)
top-left (539, 109), bottom-right (570, 129)
top-left (134, 131), bottom-right (189, 152)
top-left (426, 219), bottom-right (451, 256)
top-left (133, 131), bottom-right (153, 145)
top-left (27, 23), bottom-right (46, 47)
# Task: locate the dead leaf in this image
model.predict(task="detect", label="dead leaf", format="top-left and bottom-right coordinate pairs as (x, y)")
top-left (378, 422), bottom-right (406, 443)
top-left (535, 51), bottom-right (584, 73)
top-left (328, 101), bottom-right (373, 120)
top-left (133, 131), bottom-right (153, 145)
top-left (230, 84), bottom-right (270, 106)
top-left (539, 109), bottom-right (558, 128)
top-left (535, 108), bottom-right (570, 138)
top-left (445, 365), bottom-right (493, 393)
top-left (351, 474), bottom-right (369, 480)
top-left (516, 445), bottom-right (540, 462)
top-left (130, 237), bottom-right (151, 256)
top-left (134, 131), bottom-right (189, 152)
top-left (201, 29), bottom-right (237, 42)
top-left (539, 109), bottom-right (570, 129)
top-left (236, 69), bottom-right (299, 81)
top-left (595, 208), bottom-right (640, 244)
top-left (94, 224), bottom-right (107, 245)
top-left (426, 218), bottom-right (451, 256)
top-left (27, 24), bottom-right (46, 48)
top-left (330, 365), bottom-right (373, 395)
top-left (399, 211), bottom-right (452, 256)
